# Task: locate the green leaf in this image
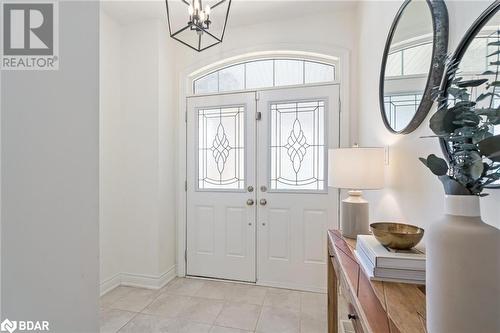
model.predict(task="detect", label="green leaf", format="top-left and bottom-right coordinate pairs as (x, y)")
top-left (456, 79), bottom-right (488, 88)
top-left (488, 41), bottom-right (500, 46)
top-left (454, 101), bottom-right (476, 108)
top-left (447, 87), bottom-right (469, 100)
top-left (478, 135), bottom-right (500, 162)
top-left (489, 81), bottom-right (500, 87)
top-left (475, 107), bottom-right (497, 116)
top-left (473, 129), bottom-right (493, 144)
top-left (476, 92), bottom-right (500, 102)
top-left (481, 70), bottom-right (496, 75)
top-left (438, 175), bottom-right (471, 195)
top-left (430, 110), bottom-right (460, 135)
top-left (490, 61), bottom-right (500, 66)
top-left (426, 154), bottom-right (448, 176)
top-left (487, 50), bottom-right (500, 57)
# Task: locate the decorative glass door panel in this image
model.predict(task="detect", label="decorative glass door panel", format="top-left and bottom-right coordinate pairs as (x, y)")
top-left (186, 84), bottom-right (340, 291)
top-left (197, 106), bottom-right (245, 190)
top-left (257, 85), bottom-right (340, 292)
top-left (187, 93), bottom-right (256, 282)
top-left (270, 100), bottom-right (326, 191)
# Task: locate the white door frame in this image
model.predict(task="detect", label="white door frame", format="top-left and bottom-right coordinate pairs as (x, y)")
top-left (176, 48), bottom-right (352, 278)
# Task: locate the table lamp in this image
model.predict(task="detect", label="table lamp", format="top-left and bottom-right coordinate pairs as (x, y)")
top-left (328, 147), bottom-right (385, 239)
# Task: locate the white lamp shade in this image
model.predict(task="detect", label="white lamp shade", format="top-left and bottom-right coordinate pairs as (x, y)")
top-left (328, 147), bottom-right (385, 190)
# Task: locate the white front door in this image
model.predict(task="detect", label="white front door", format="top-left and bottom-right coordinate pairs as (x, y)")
top-left (256, 85), bottom-right (340, 291)
top-left (187, 92), bottom-right (257, 282)
top-left (186, 84), bottom-right (340, 290)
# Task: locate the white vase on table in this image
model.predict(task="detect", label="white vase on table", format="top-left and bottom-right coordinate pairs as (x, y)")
top-left (427, 195), bottom-right (500, 333)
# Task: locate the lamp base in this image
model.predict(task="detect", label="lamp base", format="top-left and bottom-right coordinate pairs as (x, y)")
top-left (341, 190), bottom-right (370, 239)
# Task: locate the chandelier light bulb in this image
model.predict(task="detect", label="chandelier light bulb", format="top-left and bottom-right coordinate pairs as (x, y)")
top-left (200, 11), bottom-right (205, 21)
top-left (188, 5), bottom-right (194, 16)
top-left (194, 0), bottom-right (200, 11)
top-left (205, 5), bottom-right (211, 16)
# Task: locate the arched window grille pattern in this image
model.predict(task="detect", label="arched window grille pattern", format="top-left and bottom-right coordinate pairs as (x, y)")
top-left (193, 58), bottom-right (336, 94)
top-left (386, 41), bottom-right (433, 77)
top-left (383, 36), bottom-right (433, 130)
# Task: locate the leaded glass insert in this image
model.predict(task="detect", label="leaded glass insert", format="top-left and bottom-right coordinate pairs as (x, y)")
top-left (270, 100), bottom-right (326, 191)
top-left (198, 106), bottom-right (245, 190)
top-left (384, 93), bottom-right (423, 132)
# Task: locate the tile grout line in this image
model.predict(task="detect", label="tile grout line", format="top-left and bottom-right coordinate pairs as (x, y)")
top-left (253, 288), bottom-right (268, 333)
top-left (114, 311), bottom-right (141, 333)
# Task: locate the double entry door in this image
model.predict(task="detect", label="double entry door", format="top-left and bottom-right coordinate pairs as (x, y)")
top-left (186, 84), bottom-right (340, 291)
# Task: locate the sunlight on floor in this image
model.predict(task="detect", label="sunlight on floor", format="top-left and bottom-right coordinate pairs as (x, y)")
top-left (100, 278), bottom-right (327, 333)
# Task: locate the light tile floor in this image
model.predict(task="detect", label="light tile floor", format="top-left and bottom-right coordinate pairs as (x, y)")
top-left (100, 278), bottom-right (327, 333)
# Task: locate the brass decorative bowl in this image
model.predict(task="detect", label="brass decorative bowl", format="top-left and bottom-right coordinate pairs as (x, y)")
top-left (370, 222), bottom-right (424, 250)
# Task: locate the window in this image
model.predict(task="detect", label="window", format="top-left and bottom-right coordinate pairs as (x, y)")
top-left (461, 31), bottom-right (500, 74)
top-left (193, 59), bottom-right (336, 94)
top-left (270, 100), bottom-right (326, 191)
top-left (384, 94), bottom-right (423, 132)
top-left (197, 106), bottom-right (245, 190)
top-left (386, 42), bottom-right (433, 77)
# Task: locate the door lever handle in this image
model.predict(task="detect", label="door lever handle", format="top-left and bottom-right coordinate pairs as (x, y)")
top-left (246, 199), bottom-right (254, 206)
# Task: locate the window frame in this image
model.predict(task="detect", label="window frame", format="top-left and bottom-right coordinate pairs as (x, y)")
top-left (192, 57), bottom-right (337, 95)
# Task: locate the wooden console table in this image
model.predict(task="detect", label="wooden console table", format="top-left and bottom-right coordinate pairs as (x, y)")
top-left (327, 230), bottom-right (426, 333)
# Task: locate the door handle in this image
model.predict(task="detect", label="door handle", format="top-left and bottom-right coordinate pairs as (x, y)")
top-left (260, 199), bottom-right (267, 206)
top-left (246, 199), bottom-right (254, 206)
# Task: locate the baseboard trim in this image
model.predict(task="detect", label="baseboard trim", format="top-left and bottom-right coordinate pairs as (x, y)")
top-left (257, 280), bottom-right (326, 293)
top-left (100, 273), bottom-right (122, 296)
top-left (100, 265), bottom-right (177, 296)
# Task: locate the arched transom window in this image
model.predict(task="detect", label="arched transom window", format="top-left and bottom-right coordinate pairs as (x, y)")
top-left (193, 58), bottom-right (336, 94)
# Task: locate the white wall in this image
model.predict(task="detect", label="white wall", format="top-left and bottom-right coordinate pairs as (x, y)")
top-left (100, 10), bottom-right (123, 289)
top-left (356, 0), bottom-right (500, 246)
top-left (99, 11), bottom-right (177, 292)
top-left (175, 7), bottom-right (360, 144)
top-left (1, 2), bottom-right (99, 331)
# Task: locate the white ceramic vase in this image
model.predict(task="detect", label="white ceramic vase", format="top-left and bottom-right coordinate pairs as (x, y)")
top-left (427, 195), bottom-right (500, 333)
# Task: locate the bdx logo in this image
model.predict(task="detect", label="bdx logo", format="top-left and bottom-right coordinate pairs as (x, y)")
top-left (0, 319), bottom-right (16, 333)
top-left (0, 318), bottom-right (50, 333)
top-left (1, 2), bottom-right (58, 70)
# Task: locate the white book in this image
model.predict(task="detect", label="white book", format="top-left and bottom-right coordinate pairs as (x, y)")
top-left (355, 249), bottom-right (425, 285)
top-left (356, 245), bottom-right (426, 280)
top-left (357, 235), bottom-right (425, 271)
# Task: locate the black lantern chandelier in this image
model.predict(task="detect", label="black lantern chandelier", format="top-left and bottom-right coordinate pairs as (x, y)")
top-left (165, 0), bottom-right (232, 52)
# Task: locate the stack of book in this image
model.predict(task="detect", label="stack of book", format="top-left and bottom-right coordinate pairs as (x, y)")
top-left (355, 235), bottom-right (425, 285)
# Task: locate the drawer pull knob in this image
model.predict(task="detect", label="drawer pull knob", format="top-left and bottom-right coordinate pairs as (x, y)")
top-left (347, 314), bottom-right (357, 320)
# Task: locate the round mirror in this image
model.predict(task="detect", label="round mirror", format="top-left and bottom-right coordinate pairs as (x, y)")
top-left (439, 2), bottom-right (500, 188)
top-left (380, 0), bottom-right (448, 134)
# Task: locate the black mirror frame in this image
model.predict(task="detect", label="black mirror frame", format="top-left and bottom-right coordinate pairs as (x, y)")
top-left (379, 0), bottom-right (449, 135)
top-left (439, 0), bottom-right (500, 189)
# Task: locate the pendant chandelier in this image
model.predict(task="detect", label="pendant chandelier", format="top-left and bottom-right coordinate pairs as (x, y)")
top-left (165, 0), bottom-right (232, 52)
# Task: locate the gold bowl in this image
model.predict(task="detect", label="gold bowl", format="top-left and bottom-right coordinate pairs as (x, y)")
top-left (370, 222), bottom-right (424, 250)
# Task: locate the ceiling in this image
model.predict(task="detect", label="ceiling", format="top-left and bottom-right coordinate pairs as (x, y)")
top-left (101, 0), bottom-right (359, 27)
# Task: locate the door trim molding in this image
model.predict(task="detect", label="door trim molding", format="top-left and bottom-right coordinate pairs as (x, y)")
top-left (176, 45), bottom-right (352, 278)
